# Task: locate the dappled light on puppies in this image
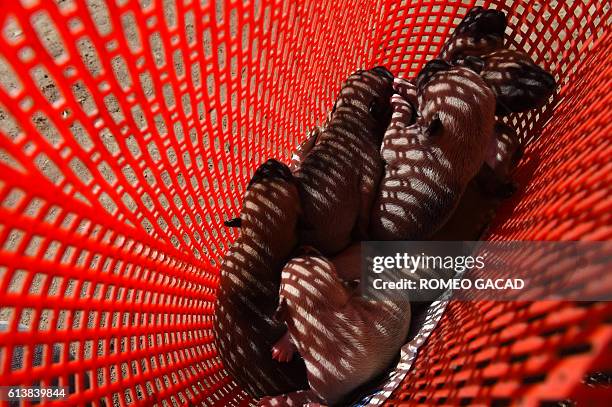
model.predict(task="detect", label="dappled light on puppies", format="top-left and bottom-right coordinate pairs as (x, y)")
top-left (438, 6), bottom-right (506, 62)
top-left (370, 65), bottom-right (496, 241)
top-left (476, 49), bottom-right (558, 116)
top-left (294, 68), bottom-right (394, 254)
top-left (214, 160), bottom-right (309, 397)
top-left (271, 249), bottom-right (410, 405)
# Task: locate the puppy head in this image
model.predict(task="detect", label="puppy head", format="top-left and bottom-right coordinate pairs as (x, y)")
top-left (455, 6), bottom-right (506, 39)
top-left (484, 121), bottom-right (522, 177)
top-left (328, 66), bottom-right (395, 142)
top-left (415, 59), bottom-right (453, 92)
top-left (480, 49), bottom-right (557, 115)
top-left (440, 7), bottom-right (506, 61)
top-left (226, 160), bottom-right (301, 247)
top-left (246, 158), bottom-right (295, 189)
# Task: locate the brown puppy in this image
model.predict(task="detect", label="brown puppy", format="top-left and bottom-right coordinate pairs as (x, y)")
top-left (438, 6), bottom-right (506, 62)
top-left (269, 247), bottom-right (411, 406)
top-left (214, 160), bottom-right (308, 397)
top-left (467, 49), bottom-right (557, 115)
top-left (369, 61), bottom-right (496, 240)
top-left (295, 67), bottom-right (395, 254)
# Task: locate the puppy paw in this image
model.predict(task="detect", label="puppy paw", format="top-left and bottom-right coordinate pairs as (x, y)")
top-left (271, 331), bottom-right (296, 362)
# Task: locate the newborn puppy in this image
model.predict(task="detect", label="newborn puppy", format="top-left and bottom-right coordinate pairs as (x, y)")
top-left (269, 247), bottom-right (411, 406)
top-left (295, 67), bottom-right (394, 254)
top-left (369, 62), bottom-right (496, 240)
top-left (439, 6), bottom-right (507, 62)
top-left (214, 160), bottom-right (308, 397)
top-left (470, 49), bottom-right (557, 115)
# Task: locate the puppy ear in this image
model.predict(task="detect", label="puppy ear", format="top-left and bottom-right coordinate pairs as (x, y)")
top-left (371, 65), bottom-right (394, 80)
top-left (416, 59), bottom-right (451, 90)
top-left (424, 113), bottom-right (443, 138)
top-left (224, 217), bottom-right (242, 228)
top-left (462, 55), bottom-right (486, 74)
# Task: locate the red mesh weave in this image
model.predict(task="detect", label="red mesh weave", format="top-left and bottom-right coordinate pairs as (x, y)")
top-left (0, 0), bottom-right (610, 406)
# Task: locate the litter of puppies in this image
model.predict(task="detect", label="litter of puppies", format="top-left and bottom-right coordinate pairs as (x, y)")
top-left (215, 6), bottom-right (557, 406)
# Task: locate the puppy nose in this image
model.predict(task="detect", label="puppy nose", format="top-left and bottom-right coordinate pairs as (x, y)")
top-left (372, 66), bottom-right (394, 80)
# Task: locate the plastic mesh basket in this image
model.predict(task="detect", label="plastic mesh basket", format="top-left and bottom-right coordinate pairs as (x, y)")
top-left (0, 0), bottom-right (610, 406)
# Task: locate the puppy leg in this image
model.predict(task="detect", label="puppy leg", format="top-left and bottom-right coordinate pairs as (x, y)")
top-left (479, 122), bottom-right (522, 198)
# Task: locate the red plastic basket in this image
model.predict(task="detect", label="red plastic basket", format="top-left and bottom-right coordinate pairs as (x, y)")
top-left (0, 0), bottom-right (610, 406)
